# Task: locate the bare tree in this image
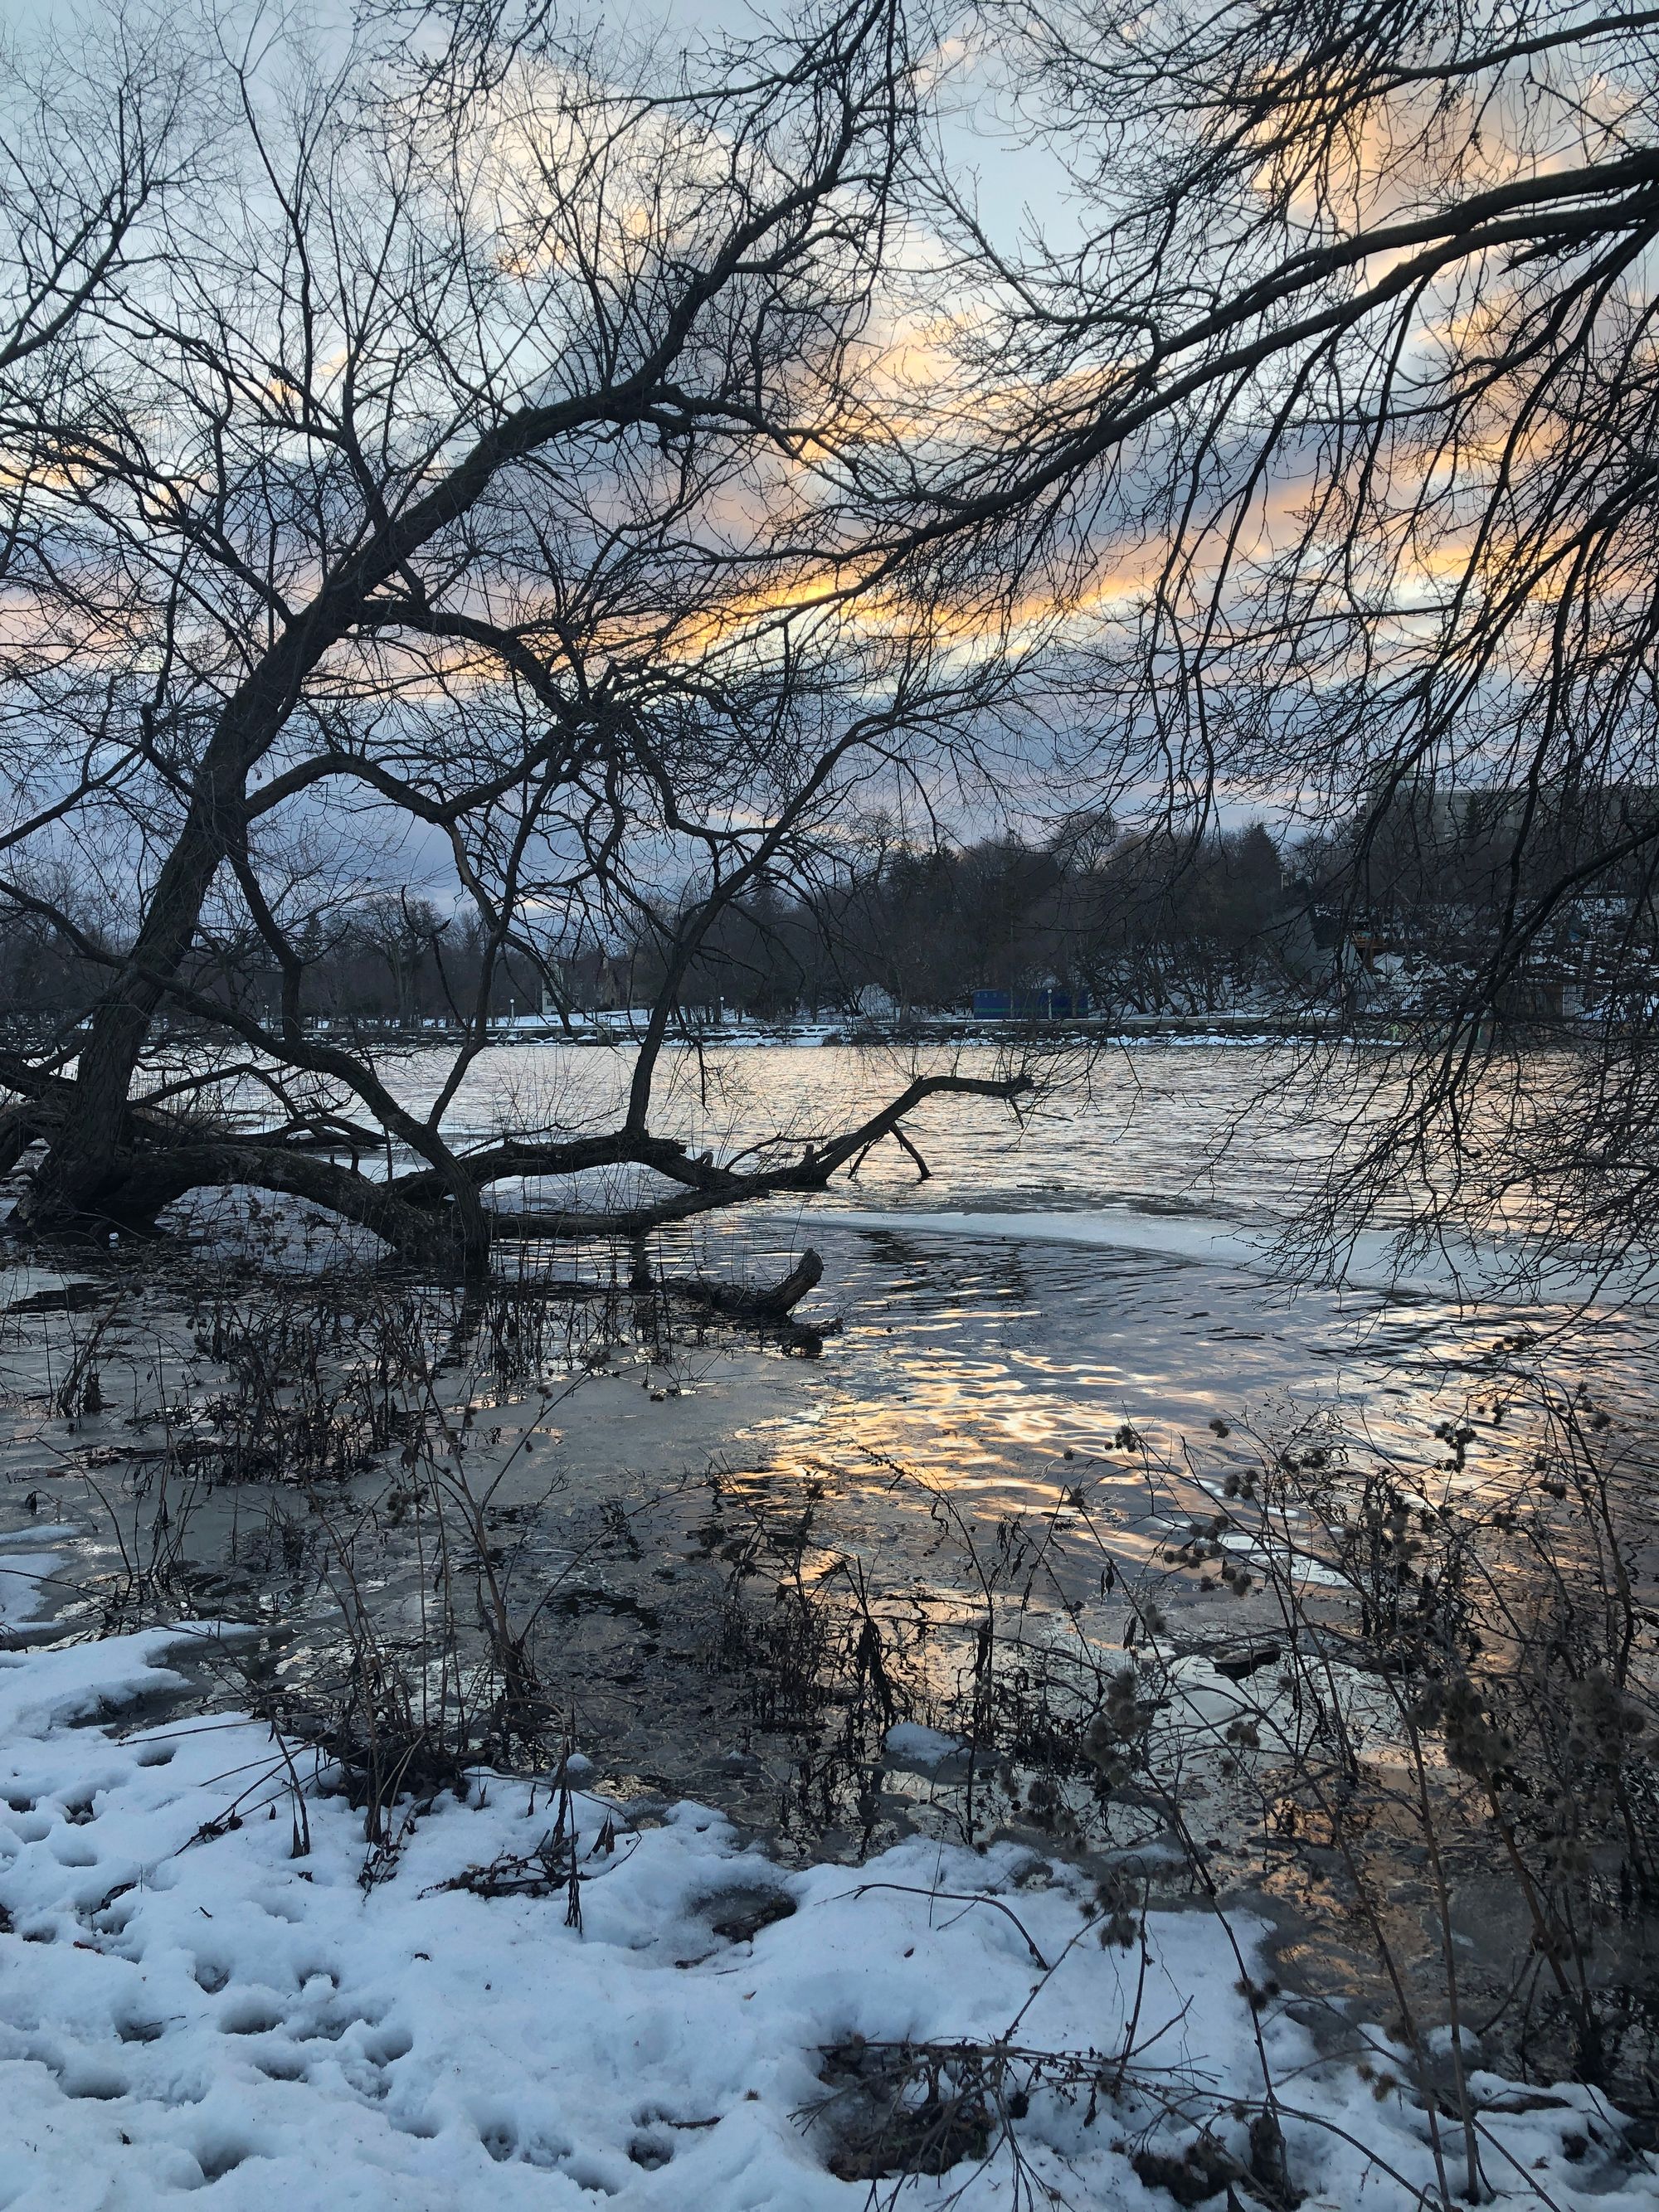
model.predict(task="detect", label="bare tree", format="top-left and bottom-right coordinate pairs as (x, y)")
top-left (0, 10), bottom-right (198, 491)
top-left (0, 12), bottom-right (204, 924)
top-left (0, 0), bottom-right (1032, 1276)
top-left (883, 0), bottom-right (1659, 1283)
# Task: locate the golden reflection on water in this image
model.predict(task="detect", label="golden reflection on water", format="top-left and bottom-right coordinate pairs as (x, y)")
top-left (710, 1218), bottom-right (1659, 1607)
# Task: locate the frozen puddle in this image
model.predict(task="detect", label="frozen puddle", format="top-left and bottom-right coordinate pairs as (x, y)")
top-left (0, 1629), bottom-right (1652, 2207)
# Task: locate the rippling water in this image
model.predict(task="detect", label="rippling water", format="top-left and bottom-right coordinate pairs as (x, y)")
top-left (377, 1038), bottom-right (1657, 1477)
top-left (418, 1038), bottom-right (1333, 1229)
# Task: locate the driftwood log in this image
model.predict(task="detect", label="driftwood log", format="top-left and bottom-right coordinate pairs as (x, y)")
top-left (678, 1248), bottom-right (825, 1321)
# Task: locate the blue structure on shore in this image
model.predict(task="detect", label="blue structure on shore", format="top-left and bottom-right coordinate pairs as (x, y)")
top-left (971, 988), bottom-right (1092, 1020)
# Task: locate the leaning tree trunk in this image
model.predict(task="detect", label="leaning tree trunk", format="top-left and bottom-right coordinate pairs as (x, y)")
top-left (33, 817), bottom-right (237, 1229)
top-left (26, 638), bottom-right (318, 1234)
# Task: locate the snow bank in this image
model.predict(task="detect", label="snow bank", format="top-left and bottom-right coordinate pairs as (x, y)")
top-left (0, 1533), bottom-right (68, 1633)
top-left (0, 1626), bottom-right (238, 1739)
top-left (0, 1631), bottom-right (1651, 2209)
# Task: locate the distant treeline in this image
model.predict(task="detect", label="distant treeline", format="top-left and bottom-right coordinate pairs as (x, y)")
top-left (0, 826), bottom-right (1303, 1029)
top-left (5, 791), bottom-right (1654, 1033)
top-left (625, 789), bottom-right (1659, 1022)
top-left (0, 896), bottom-right (542, 1033)
top-left (634, 822), bottom-right (1301, 1019)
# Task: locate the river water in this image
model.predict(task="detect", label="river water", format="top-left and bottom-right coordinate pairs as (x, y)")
top-left (4, 1040), bottom-right (1656, 1860)
top-left (401, 1038), bottom-right (1657, 1475)
top-left (368, 1039), bottom-right (1657, 1832)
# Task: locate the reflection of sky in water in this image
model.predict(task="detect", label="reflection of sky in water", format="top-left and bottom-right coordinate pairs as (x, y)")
top-left (412, 1041), bottom-right (1332, 1231)
top-left (701, 1218), bottom-right (1658, 1562)
top-left (12, 1042), bottom-right (1657, 1855)
top-left (394, 1039), bottom-right (1623, 1275)
top-left (289, 1042), bottom-right (1657, 1514)
top-left (202, 1038), bottom-right (1659, 1513)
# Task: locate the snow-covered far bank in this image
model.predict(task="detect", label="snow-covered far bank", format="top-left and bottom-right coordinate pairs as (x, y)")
top-left (0, 1623), bottom-right (1652, 2211)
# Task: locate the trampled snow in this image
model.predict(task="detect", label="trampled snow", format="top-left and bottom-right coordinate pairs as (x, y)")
top-left (1, 1619), bottom-right (1652, 2209)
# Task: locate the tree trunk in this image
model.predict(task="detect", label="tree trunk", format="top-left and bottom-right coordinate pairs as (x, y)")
top-left (32, 817), bottom-right (236, 1226)
top-left (27, 635), bottom-right (318, 1232)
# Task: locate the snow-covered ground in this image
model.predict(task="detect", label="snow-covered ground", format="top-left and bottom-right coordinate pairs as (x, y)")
top-left (1, 1592), bottom-right (1652, 2209)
